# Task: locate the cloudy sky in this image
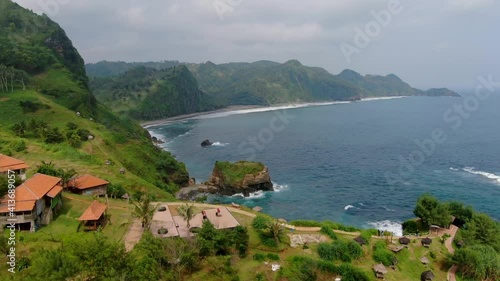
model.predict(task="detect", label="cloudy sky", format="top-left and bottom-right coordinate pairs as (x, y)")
top-left (13, 0), bottom-right (499, 90)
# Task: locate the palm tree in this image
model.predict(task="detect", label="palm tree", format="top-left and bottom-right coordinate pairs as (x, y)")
top-left (267, 221), bottom-right (285, 243)
top-left (59, 168), bottom-right (77, 189)
top-left (178, 204), bottom-right (195, 228)
top-left (132, 196), bottom-right (157, 229)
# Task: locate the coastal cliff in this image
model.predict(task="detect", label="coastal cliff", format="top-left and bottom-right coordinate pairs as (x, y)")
top-left (206, 161), bottom-right (273, 196)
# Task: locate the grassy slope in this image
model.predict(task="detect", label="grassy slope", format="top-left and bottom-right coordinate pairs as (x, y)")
top-left (0, 88), bottom-right (174, 200)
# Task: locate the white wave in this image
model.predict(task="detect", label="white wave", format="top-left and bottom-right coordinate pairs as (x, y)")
top-left (382, 206), bottom-right (395, 212)
top-left (231, 190), bottom-right (265, 199)
top-left (368, 220), bottom-right (403, 237)
top-left (462, 167), bottom-right (500, 183)
top-left (359, 96), bottom-right (406, 102)
top-left (344, 205), bottom-right (355, 211)
top-left (273, 182), bottom-right (289, 192)
top-left (449, 167), bottom-right (459, 171)
top-left (211, 141), bottom-right (229, 147)
top-left (358, 202), bottom-right (365, 206)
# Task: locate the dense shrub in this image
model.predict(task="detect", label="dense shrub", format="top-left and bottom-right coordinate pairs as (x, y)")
top-left (317, 240), bottom-right (363, 262)
top-left (290, 220), bottom-right (322, 227)
top-left (402, 219), bottom-right (419, 234)
top-left (320, 226), bottom-right (337, 240)
top-left (253, 253), bottom-right (266, 262)
top-left (267, 253), bottom-right (280, 261)
top-left (252, 215), bottom-right (272, 230)
top-left (372, 241), bottom-right (395, 266)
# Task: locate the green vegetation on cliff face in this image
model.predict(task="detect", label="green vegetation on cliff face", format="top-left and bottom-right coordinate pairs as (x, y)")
top-left (0, 0), bottom-right (189, 197)
top-left (90, 65), bottom-right (222, 121)
top-left (85, 60), bottom-right (182, 78)
top-left (86, 60), bottom-right (460, 112)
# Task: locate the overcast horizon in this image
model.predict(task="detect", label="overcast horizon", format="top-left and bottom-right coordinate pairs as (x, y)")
top-left (12, 0), bottom-right (499, 91)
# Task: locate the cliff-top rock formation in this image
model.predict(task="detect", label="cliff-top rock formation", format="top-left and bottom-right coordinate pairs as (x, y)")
top-left (207, 161), bottom-right (273, 197)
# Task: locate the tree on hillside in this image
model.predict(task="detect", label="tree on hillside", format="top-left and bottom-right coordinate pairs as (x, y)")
top-left (413, 194), bottom-right (451, 227)
top-left (267, 221), bottom-right (285, 243)
top-left (460, 212), bottom-right (500, 252)
top-left (132, 196), bottom-right (157, 229)
top-left (59, 168), bottom-right (77, 188)
top-left (36, 161), bottom-right (60, 177)
top-left (452, 244), bottom-right (499, 281)
top-left (178, 203), bottom-right (195, 228)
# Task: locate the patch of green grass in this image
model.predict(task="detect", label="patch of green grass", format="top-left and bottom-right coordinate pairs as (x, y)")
top-left (215, 161), bottom-right (265, 186)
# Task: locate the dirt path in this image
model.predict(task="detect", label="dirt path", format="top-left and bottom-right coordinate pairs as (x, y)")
top-left (124, 219), bottom-right (143, 252)
top-left (445, 225), bottom-right (459, 281)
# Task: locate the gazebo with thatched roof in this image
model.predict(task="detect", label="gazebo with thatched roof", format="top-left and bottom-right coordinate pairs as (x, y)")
top-left (421, 270), bottom-right (435, 281)
top-left (421, 237), bottom-right (432, 248)
top-left (399, 236), bottom-right (410, 245)
top-left (353, 236), bottom-right (367, 245)
top-left (420, 256), bottom-right (430, 266)
top-left (373, 263), bottom-right (388, 279)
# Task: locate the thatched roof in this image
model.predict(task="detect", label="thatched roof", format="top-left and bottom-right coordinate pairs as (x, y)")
top-left (354, 236), bottom-right (367, 245)
top-left (389, 245), bottom-right (405, 253)
top-left (399, 236), bottom-right (410, 245)
top-left (372, 263), bottom-right (388, 274)
top-left (421, 237), bottom-right (432, 245)
top-left (420, 256), bottom-right (430, 264)
top-left (421, 270), bottom-right (435, 280)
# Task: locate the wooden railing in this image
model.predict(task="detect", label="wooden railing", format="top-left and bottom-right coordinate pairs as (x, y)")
top-left (0, 214), bottom-right (34, 224)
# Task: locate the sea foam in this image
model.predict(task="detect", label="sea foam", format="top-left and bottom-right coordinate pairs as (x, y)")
top-left (344, 205), bottom-right (355, 211)
top-left (211, 141), bottom-right (229, 147)
top-left (368, 220), bottom-right (403, 237)
top-left (462, 167), bottom-right (500, 183)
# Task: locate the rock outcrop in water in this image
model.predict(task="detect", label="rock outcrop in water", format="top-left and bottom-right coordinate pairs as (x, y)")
top-left (201, 139), bottom-right (213, 147)
top-left (207, 161), bottom-right (273, 197)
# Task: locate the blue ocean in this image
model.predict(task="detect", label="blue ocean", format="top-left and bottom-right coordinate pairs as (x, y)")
top-left (147, 95), bottom-right (500, 235)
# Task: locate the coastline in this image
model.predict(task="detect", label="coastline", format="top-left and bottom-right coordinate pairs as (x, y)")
top-left (141, 96), bottom-right (406, 128)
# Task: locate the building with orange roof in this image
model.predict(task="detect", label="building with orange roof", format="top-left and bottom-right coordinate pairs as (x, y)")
top-left (0, 173), bottom-right (63, 232)
top-left (68, 174), bottom-right (109, 196)
top-left (78, 200), bottom-right (107, 231)
top-left (0, 154), bottom-right (29, 181)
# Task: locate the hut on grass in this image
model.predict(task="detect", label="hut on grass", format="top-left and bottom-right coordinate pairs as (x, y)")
top-left (421, 270), bottom-right (435, 281)
top-left (69, 174), bottom-right (109, 196)
top-left (389, 245), bottom-right (404, 253)
top-left (353, 236), bottom-right (367, 245)
top-left (372, 263), bottom-right (388, 279)
top-left (421, 237), bottom-right (432, 248)
top-left (78, 200), bottom-right (107, 231)
top-left (399, 236), bottom-right (410, 245)
top-left (420, 256), bottom-right (430, 266)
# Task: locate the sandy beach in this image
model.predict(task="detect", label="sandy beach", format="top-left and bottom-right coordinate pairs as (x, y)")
top-left (140, 96), bottom-right (407, 128)
top-left (141, 105), bottom-right (262, 127)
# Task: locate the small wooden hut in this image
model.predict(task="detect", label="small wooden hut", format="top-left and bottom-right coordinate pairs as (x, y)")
top-left (420, 256), bottom-right (430, 266)
top-left (372, 263), bottom-right (388, 279)
top-left (421, 237), bottom-right (432, 248)
top-left (354, 236), bottom-right (367, 245)
top-left (78, 200), bottom-right (107, 231)
top-left (421, 270), bottom-right (435, 281)
top-left (399, 236), bottom-right (410, 245)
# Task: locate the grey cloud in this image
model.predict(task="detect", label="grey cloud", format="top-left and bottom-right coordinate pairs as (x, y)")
top-left (12, 0), bottom-right (500, 90)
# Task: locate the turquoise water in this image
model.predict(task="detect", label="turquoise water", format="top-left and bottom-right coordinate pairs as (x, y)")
top-left (148, 96), bottom-right (500, 235)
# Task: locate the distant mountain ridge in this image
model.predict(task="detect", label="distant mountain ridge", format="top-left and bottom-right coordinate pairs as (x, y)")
top-left (87, 60), bottom-right (460, 120)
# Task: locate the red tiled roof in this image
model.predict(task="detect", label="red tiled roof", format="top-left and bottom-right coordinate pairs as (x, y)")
top-left (70, 174), bottom-right (109, 190)
top-left (21, 174), bottom-right (62, 199)
top-left (0, 173), bottom-right (62, 214)
top-left (0, 154), bottom-right (28, 172)
top-left (78, 200), bottom-right (107, 221)
top-left (47, 185), bottom-right (63, 198)
top-left (0, 200), bottom-right (35, 213)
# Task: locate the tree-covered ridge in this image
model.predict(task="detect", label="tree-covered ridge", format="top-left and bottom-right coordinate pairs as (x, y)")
top-left (85, 60), bottom-right (183, 78)
top-left (0, 0), bottom-right (190, 194)
top-left (86, 60), bottom-right (460, 109)
top-left (90, 65), bottom-right (222, 121)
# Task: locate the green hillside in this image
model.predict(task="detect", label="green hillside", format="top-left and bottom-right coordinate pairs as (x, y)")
top-left (90, 65), bottom-right (222, 121)
top-left (86, 60), bottom-right (460, 112)
top-left (0, 0), bottom-right (189, 198)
